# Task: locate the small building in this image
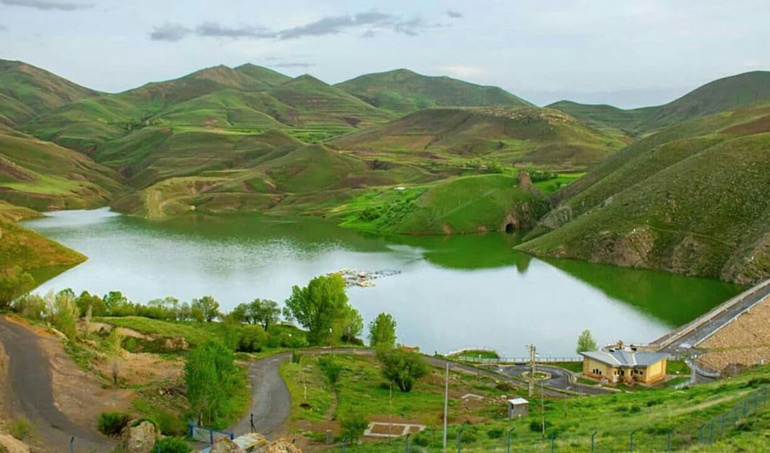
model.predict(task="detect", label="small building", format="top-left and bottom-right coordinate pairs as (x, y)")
top-left (507, 398), bottom-right (529, 418)
top-left (580, 342), bottom-right (668, 385)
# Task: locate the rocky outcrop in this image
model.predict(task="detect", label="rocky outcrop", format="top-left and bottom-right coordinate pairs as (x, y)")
top-left (210, 438), bottom-right (245, 453)
top-left (267, 439), bottom-right (302, 453)
top-left (0, 434), bottom-right (30, 453)
top-left (120, 421), bottom-right (160, 453)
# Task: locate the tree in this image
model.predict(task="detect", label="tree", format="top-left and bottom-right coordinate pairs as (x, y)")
top-left (377, 348), bottom-right (428, 392)
top-left (51, 290), bottom-right (80, 340)
top-left (237, 325), bottom-right (268, 353)
top-left (105, 327), bottom-right (124, 385)
top-left (184, 341), bottom-right (237, 426)
top-left (336, 305), bottom-right (363, 344)
top-left (251, 299), bottom-right (281, 331)
top-left (0, 266), bottom-right (35, 309)
top-left (284, 274), bottom-right (350, 345)
top-left (191, 296), bottom-right (220, 322)
top-left (576, 329), bottom-right (598, 353)
top-left (368, 313), bottom-right (397, 349)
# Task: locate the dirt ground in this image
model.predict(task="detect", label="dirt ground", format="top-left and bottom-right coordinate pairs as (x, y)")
top-left (699, 296), bottom-right (770, 371)
top-left (0, 342), bottom-right (9, 431)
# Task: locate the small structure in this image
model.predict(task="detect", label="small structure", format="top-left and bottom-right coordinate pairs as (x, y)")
top-left (507, 398), bottom-right (529, 418)
top-left (580, 341), bottom-right (668, 385)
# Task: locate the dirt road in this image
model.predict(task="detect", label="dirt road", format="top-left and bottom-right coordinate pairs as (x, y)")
top-left (0, 317), bottom-right (113, 453)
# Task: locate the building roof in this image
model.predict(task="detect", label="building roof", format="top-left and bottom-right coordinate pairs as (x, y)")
top-left (508, 398), bottom-right (529, 405)
top-left (580, 349), bottom-right (667, 367)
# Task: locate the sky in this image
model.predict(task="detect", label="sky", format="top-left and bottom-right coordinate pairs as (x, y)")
top-left (0, 0), bottom-right (767, 108)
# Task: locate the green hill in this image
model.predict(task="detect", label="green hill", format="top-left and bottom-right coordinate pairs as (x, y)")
top-left (337, 69), bottom-right (530, 114)
top-left (0, 127), bottom-right (124, 211)
top-left (0, 59), bottom-right (98, 126)
top-left (518, 102), bottom-right (770, 284)
top-left (0, 216), bottom-right (86, 274)
top-left (550, 71), bottom-right (770, 136)
top-left (337, 174), bottom-right (550, 235)
top-left (268, 74), bottom-right (395, 127)
top-left (331, 107), bottom-right (626, 171)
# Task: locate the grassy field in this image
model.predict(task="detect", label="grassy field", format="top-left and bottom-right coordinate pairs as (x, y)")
top-left (337, 174), bottom-right (551, 235)
top-left (0, 216), bottom-right (85, 273)
top-left (327, 363), bottom-right (770, 452)
top-left (279, 353), bottom-right (522, 447)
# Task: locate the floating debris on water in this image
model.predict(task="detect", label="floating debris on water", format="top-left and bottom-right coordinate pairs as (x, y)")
top-left (329, 269), bottom-right (401, 288)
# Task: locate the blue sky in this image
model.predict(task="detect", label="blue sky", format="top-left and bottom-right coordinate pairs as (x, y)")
top-left (0, 0), bottom-right (767, 108)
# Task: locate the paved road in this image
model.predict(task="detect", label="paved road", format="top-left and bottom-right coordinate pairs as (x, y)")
top-left (0, 317), bottom-right (113, 453)
top-left (494, 364), bottom-right (613, 395)
top-left (652, 279), bottom-right (770, 351)
top-left (229, 348), bottom-right (574, 439)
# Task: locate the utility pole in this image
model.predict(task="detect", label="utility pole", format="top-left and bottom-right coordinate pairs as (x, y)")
top-left (528, 344), bottom-right (536, 397)
top-left (541, 381), bottom-right (546, 439)
top-left (442, 363), bottom-right (449, 452)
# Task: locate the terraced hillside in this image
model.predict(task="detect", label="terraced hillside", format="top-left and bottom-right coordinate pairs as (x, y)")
top-left (518, 103), bottom-right (770, 284)
top-left (337, 68), bottom-right (530, 114)
top-left (331, 107), bottom-right (626, 170)
top-left (550, 71), bottom-right (770, 136)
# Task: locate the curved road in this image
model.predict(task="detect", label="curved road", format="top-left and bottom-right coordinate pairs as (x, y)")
top-left (230, 348), bottom-right (580, 439)
top-left (493, 364), bottom-right (613, 396)
top-left (0, 317), bottom-right (113, 453)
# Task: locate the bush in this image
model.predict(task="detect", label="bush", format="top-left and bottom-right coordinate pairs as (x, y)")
top-left (412, 435), bottom-right (430, 447)
top-left (154, 437), bottom-right (193, 453)
top-left (9, 418), bottom-right (33, 441)
top-left (487, 428), bottom-right (504, 439)
top-left (154, 411), bottom-right (187, 437)
top-left (339, 412), bottom-right (368, 441)
top-left (268, 326), bottom-right (308, 349)
top-left (318, 355), bottom-right (343, 386)
top-left (377, 348), bottom-right (429, 393)
top-left (98, 412), bottom-right (130, 436)
top-left (530, 420), bottom-right (552, 432)
top-left (237, 325), bottom-right (268, 353)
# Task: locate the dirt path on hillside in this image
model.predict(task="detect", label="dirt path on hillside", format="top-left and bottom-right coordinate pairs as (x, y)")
top-left (0, 316), bottom-right (121, 453)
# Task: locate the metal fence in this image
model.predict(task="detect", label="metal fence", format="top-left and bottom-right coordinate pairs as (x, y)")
top-left (188, 423), bottom-right (235, 444)
top-left (698, 384), bottom-right (769, 445)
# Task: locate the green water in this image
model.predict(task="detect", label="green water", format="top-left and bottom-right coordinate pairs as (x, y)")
top-left (23, 209), bottom-right (743, 356)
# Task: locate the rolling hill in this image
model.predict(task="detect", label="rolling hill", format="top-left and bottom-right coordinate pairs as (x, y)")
top-left (0, 59), bottom-right (98, 126)
top-left (518, 102), bottom-right (770, 284)
top-left (330, 107), bottom-right (626, 170)
top-left (549, 71), bottom-right (770, 136)
top-left (337, 69), bottom-right (530, 114)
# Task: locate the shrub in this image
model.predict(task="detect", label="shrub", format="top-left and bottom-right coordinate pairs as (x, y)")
top-left (412, 435), bottom-right (430, 447)
top-left (530, 420), bottom-right (551, 432)
top-left (339, 412), bottom-right (368, 441)
top-left (318, 355), bottom-right (343, 386)
top-left (154, 437), bottom-right (192, 453)
top-left (98, 412), bottom-right (130, 436)
top-left (237, 325), bottom-right (268, 353)
top-left (377, 348), bottom-right (429, 393)
top-left (9, 418), bottom-right (33, 441)
top-left (629, 405), bottom-right (641, 414)
top-left (487, 428), bottom-right (504, 439)
top-left (154, 411), bottom-right (187, 437)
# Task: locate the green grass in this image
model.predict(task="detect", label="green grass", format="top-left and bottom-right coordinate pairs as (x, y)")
top-left (336, 68), bottom-right (530, 115)
top-left (338, 174), bottom-right (551, 235)
top-left (519, 103), bottom-right (770, 283)
top-left (342, 365), bottom-right (770, 452)
top-left (0, 216), bottom-right (85, 272)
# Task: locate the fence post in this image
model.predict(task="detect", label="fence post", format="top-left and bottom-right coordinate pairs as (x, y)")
top-left (405, 433), bottom-right (411, 453)
top-left (341, 438), bottom-right (347, 453)
top-left (507, 427), bottom-right (515, 453)
top-left (210, 429), bottom-right (214, 445)
top-left (188, 423), bottom-right (194, 439)
top-left (457, 426), bottom-right (465, 453)
top-left (70, 436), bottom-right (74, 453)
top-left (666, 430), bottom-right (672, 451)
top-left (591, 431), bottom-right (597, 453)
top-left (630, 430), bottom-right (637, 452)
top-left (698, 424), bottom-right (704, 444)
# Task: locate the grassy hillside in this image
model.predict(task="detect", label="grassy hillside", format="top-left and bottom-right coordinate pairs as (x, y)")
top-left (519, 103), bottom-right (770, 284)
top-left (0, 216), bottom-right (85, 273)
top-left (331, 107), bottom-right (626, 171)
top-left (268, 74), bottom-right (394, 127)
top-left (0, 59), bottom-right (98, 126)
top-left (337, 68), bottom-right (531, 114)
top-left (550, 71), bottom-right (770, 136)
top-left (0, 127), bottom-right (124, 211)
top-left (338, 174), bottom-right (551, 235)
